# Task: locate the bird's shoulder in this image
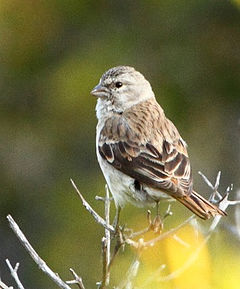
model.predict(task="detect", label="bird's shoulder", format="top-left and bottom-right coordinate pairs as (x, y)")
top-left (99, 97), bottom-right (187, 155)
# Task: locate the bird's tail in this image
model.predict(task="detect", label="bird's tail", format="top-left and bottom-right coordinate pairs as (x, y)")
top-left (177, 191), bottom-right (227, 220)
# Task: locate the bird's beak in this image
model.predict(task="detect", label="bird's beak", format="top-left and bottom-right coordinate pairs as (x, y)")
top-left (91, 84), bottom-right (108, 98)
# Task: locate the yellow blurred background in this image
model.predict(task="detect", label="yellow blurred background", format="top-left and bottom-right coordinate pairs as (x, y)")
top-left (0, 0), bottom-right (240, 288)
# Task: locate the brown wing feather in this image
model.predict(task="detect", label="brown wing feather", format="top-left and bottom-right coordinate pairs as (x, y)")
top-left (98, 99), bottom-right (193, 199)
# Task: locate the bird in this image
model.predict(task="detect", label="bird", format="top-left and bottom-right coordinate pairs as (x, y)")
top-left (91, 65), bottom-right (226, 223)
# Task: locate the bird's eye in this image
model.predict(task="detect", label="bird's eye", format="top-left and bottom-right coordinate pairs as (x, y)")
top-left (115, 81), bottom-right (123, 88)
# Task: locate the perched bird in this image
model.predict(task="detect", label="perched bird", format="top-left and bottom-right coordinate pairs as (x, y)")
top-left (91, 66), bottom-right (226, 221)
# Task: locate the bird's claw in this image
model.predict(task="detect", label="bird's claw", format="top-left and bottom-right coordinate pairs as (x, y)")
top-left (147, 210), bottom-right (163, 234)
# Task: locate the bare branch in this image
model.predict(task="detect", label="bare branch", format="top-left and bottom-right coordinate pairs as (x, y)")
top-left (6, 215), bottom-right (71, 289)
top-left (5, 259), bottom-right (25, 289)
top-left (116, 259), bottom-right (140, 289)
top-left (70, 179), bottom-right (115, 233)
top-left (209, 185), bottom-right (239, 232)
top-left (198, 171), bottom-right (215, 190)
top-left (197, 171), bottom-right (240, 232)
top-left (5, 172), bottom-right (239, 289)
top-left (99, 237), bottom-right (108, 289)
top-left (95, 196), bottom-right (113, 202)
top-left (108, 229), bottom-right (125, 270)
top-left (172, 234), bottom-right (190, 248)
top-left (136, 172), bottom-right (240, 288)
top-left (103, 185), bottom-right (111, 285)
top-left (125, 215), bottom-right (195, 249)
top-left (0, 280), bottom-right (13, 289)
top-left (96, 185), bottom-right (112, 289)
top-left (214, 171), bottom-right (221, 191)
top-left (140, 264), bottom-right (166, 288)
top-left (66, 268), bottom-right (86, 289)
top-left (198, 171), bottom-right (222, 201)
top-left (130, 226), bottom-right (150, 239)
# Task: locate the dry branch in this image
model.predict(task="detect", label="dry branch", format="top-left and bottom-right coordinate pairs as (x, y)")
top-left (5, 260), bottom-right (25, 289)
top-left (4, 171), bottom-right (240, 289)
top-left (70, 179), bottom-right (115, 233)
top-left (66, 268), bottom-right (86, 289)
top-left (6, 215), bottom-right (72, 289)
top-left (0, 280), bottom-right (13, 289)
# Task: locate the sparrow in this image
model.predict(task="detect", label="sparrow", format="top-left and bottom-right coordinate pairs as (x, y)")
top-left (91, 66), bottom-right (226, 220)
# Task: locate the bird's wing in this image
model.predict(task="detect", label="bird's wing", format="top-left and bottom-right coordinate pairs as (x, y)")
top-left (98, 102), bottom-right (193, 199)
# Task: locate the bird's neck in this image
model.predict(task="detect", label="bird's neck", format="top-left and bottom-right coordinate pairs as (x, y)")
top-left (96, 94), bottom-right (156, 122)
top-left (95, 98), bottom-right (119, 122)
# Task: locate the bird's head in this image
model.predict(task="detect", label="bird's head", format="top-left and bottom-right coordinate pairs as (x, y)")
top-left (92, 66), bottom-right (155, 118)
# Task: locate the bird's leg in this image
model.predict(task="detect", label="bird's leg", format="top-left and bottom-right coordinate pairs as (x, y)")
top-left (152, 201), bottom-right (163, 234)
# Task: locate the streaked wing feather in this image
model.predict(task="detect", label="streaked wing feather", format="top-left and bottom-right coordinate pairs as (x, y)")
top-left (98, 138), bottom-right (192, 198)
top-left (98, 99), bottom-right (193, 198)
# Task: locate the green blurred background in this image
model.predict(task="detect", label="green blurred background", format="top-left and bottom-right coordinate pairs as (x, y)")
top-left (1, 0), bottom-right (240, 288)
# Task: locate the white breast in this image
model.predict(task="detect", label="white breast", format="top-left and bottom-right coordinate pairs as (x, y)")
top-left (96, 119), bottom-right (133, 207)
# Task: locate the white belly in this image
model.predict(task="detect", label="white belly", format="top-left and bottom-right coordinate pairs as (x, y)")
top-left (97, 150), bottom-right (171, 208)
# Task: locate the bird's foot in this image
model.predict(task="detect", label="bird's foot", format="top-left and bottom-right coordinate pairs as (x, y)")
top-left (147, 204), bottom-right (173, 234)
top-left (147, 210), bottom-right (163, 234)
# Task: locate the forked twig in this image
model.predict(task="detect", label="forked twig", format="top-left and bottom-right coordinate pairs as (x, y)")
top-left (5, 259), bottom-right (25, 289)
top-left (66, 268), bottom-right (86, 289)
top-left (6, 215), bottom-right (72, 289)
top-left (125, 215), bottom-right (195, 249)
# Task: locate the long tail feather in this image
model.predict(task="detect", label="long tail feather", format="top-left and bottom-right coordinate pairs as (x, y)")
top-left (177, 191), bottom-right (227, 220)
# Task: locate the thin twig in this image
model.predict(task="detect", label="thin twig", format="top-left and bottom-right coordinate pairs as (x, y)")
top-left (208, 184), bottom-right (239, 232)
top-left (99, 186), bottom-right (111, 288)
top-left (6, 215), bottom-right (71, 289)
top-left (198, 171), bottom-right (215, 190)
top-left (97, 185), bottom-right (112, 289)
top-left (138, 172), bottom-right (239, 287)
top-left (140, 264), bottom-right (166, 288)
top-left (104, 185), bottom-right (111, 285)
top-left (95, 196), bottom-right (113, 202)
top-left (125, 215), bottom-right (195, 249)
top-left (172, 234), bottom-right (190, 248)
top-left (130, 226), bottom-right (150, 238)
top-left (116, 259), bottom-right (140, 289)
top-left (198, 171), bottom-right (222, 201)
top-left (70, 179), bottom-right (115, 233)
top-left (108, 229), bottom-right (125, 270)
top-left (5, 260), bottom-right (25, 289)
top-left (0, 280), bottom-right (13, 289)
top-left (66, 268), bottom-right (86, 289)
top-left (214, 171), bottom-right (221, 191)
top-left (99, 237), bottom-right (108, 289)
